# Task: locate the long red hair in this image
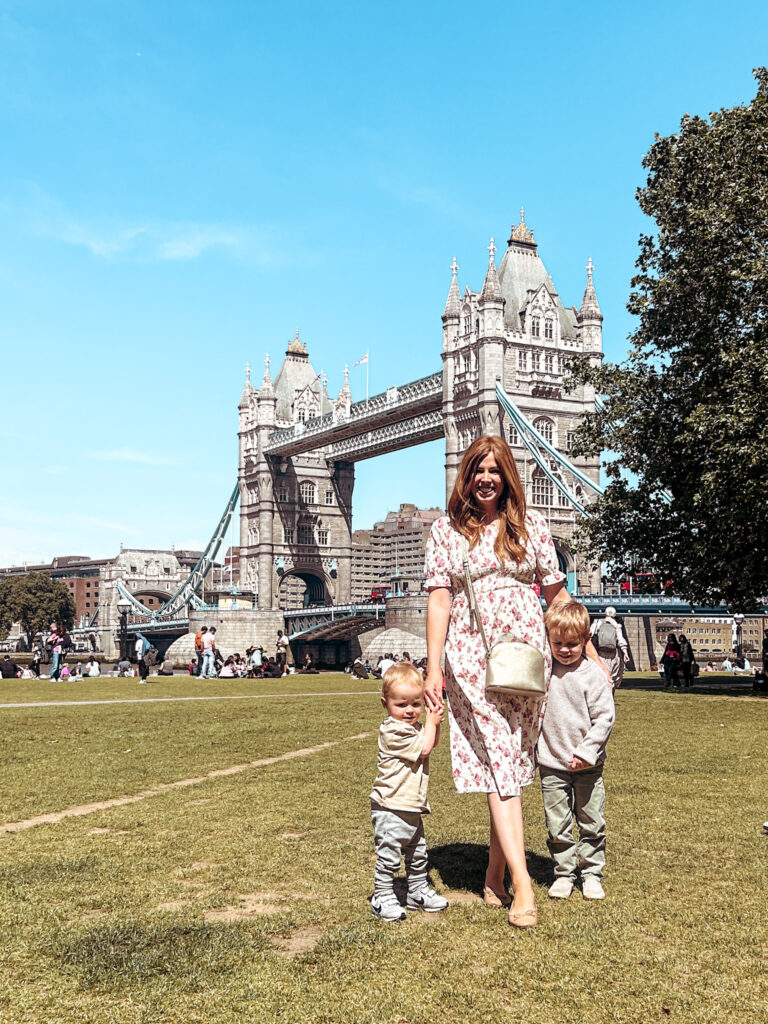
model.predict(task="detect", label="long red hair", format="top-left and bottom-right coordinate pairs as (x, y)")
top-left (447, 435), bottom-right (529, 563)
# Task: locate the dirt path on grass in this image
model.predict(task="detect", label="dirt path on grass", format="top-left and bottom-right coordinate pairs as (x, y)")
top-left (0, 690), bottom-right (380, 710)
top-left (0, 732), bottom-right (373, 834)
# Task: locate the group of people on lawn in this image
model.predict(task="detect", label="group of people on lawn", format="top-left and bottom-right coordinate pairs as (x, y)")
top-left (369, 436), bottom-right (617, 928)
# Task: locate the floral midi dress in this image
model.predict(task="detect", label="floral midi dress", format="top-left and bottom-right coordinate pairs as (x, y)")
top-left (424, 511), bottom-right (566, 797)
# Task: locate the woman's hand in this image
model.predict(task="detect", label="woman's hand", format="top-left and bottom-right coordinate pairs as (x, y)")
top-left (424, 670), bottom-right (444, 711)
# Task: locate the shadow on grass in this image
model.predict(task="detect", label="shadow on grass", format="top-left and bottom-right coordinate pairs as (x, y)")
top-left (427, 842), bottom-right (553, 895)
top-left (56, 919), bottom-right (272, 991)
top-left (620, 674), bottom-right (765, 698)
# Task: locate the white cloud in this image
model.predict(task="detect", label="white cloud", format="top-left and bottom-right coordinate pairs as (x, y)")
top-left (88, 448), bottom-right (179, 466)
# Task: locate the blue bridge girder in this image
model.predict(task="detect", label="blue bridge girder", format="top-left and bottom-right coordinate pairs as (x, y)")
top-left (284, 603), bottom-right (386, 641)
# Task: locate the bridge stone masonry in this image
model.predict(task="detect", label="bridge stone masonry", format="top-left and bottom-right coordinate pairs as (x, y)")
top-left (237, 210), bottom-right (604, 625)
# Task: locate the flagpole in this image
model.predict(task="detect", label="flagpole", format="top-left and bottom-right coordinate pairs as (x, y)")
top-left (366, 350), bottom-right (369, 408)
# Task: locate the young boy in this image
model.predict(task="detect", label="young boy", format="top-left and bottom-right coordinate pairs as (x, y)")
top-left (538, 602), bottom-right (615, 901)
top-left (370, 662), bottom-right (448, 921)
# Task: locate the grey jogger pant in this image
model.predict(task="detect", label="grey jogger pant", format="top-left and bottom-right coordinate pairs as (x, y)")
top-left (370, 802), bottom-right (428, 896)
top-left (540, 765), bottom-right (606, 880)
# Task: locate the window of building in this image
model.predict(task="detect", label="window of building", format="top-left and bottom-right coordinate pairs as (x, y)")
top-left (463, 315), bottom-right (471, 335)
top-left (284, 527), bottom-right (294, 544)
top-left (531, 468), bottom-right (553, 506)
top-left (531, 316), bottom-right (540, 338)
top-left (318, 529), bottom-right (329, 546)
top-left (298, 524), bottom-right (313, 545)
top-left (164, 567), bottom-right (170, 574)
top-left (130, 566), bottom-right (137, 574)
top-left (544, 353), bottom-right (554, 373)
top-left (544, 318), bottom-right (553, 340)
top-left (507, 424), bottom-right (519, 446)
top-left (297, 408), bottom-right (307, 422)
top-left (299, 481), bottom-right (316, 504)
top-left (276, 486), bottom-right (288, 502)
top-left (324, 489), bottom-right (334, 505)
top-left (566, 430), bottom-right (575, 452)
top-left (533, 417), bottom-right (554, 445)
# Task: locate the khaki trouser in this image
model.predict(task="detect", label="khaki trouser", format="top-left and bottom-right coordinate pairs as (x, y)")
top-left (540, 765), bottom-right (606, 880)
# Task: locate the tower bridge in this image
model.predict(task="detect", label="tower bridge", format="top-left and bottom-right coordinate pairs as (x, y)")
top-left (105, 210), bottom-right (747, 669)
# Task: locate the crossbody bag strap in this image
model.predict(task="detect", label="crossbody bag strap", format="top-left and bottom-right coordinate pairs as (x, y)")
top-left (462, 537), bottom-right (491, 657)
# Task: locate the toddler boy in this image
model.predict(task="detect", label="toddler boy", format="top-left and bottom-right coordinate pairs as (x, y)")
top-left (370, 662), bottom-right (448, 921)
top-left (538, 601), bottom-right (615, 901)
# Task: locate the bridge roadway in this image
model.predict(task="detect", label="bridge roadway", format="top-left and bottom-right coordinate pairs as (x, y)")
top-left (264, 372), bottom-right (443, 461)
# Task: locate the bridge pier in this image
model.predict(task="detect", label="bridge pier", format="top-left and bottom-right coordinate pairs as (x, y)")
top-left (189, 609), bottom-right (287, 664)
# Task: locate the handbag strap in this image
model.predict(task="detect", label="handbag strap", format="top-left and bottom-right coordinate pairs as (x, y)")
top-left (462, 538), bottom-right (491, 657)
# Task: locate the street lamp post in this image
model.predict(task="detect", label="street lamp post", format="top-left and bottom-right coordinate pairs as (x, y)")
top-left (117, 596), bottom-right (131, 661)
top-left (733, 613), bottom-right (744, 661)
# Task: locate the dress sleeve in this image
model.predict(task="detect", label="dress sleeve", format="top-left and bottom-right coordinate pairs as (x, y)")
top-left (529, 511), bottom-right (567, 588)
top-left (423, 518), bottom-right (452, 591)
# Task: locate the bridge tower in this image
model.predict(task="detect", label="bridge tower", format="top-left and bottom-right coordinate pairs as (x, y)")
top-left (442, 211), bottom-right (603, 590)
top-left (238, 333), bottom-right (355, 610)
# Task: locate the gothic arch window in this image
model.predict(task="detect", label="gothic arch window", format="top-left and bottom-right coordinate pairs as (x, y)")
top-left (475, 319), bottom-right (480, 335)
top-left (531, 467), bottom-right (553, 507)
top-left (531, 316), bottom-right (541, 338)
top-left (533, 417), bottom-right (554, 445)
top-left (248, 525), bottom-right (259, 545)
top-left (299, 481), bottom-right (316, 505)
top-left (544, 353), bottom-right (554, 373)
top-left (276, 485), bottom-right (288, 503)
top-left (297, 408), bottom-right (307, 422)
top-left (297, 522), bottom-right (313, 545)
top-left (544, 318), bottom-right (553, 340)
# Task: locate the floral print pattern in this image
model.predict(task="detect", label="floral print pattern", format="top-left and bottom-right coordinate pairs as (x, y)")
top-left (424, 511), bottom-right (566, 797)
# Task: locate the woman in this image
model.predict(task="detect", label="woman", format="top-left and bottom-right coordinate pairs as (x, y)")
top-left (660, 634), bottom-right (681, 689)
top-left (48, 622), bottom-right (64, 682)
top-left (424, 436), bottom-right (606, 929)
top-left (678, 633), bottom-right (694, 688)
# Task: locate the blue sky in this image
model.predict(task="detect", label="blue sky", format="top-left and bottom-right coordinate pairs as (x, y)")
top-left (1, 0), bottom-right (766, 565)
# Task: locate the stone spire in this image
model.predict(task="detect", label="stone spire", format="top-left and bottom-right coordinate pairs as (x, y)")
top-left (442, 257), bottom-right (461, 319)
top-left (578, 258), bottom-right (603, 323)
top-left (287, 327), bottom-right (307, 355)
top-left (480, 238), bottom-right (502, 303)
top-left (260, 352), bottom-right (273, 392)
top-left (239, 362), bottom-right (254, 409)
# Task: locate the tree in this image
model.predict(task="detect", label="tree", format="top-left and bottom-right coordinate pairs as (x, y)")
top-left (570, 69), bottom-right (768, 610)
top-left (0, 573), bottom-right (76, 645)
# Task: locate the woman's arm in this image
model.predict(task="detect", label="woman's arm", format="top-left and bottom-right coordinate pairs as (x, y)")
top-left (424, 587), bottom-right (451, 710)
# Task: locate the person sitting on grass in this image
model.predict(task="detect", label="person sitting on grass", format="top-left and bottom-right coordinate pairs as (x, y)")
top-left (219, 657), bottom-right (236, 678)
top-left (537, 601), bottom-right (615, 902)
top-left (60, 663), bottom-right (71, 681)
top-left (0, 654), bottom-right (22, 678)
top-left (71, 663), bottom-right (83, 680)
top-left (188, 658), bottom-right (197, 677)
top-left (117, 657), bottom-right (132, 677)
top-left (157, 657), bottom-right (174, 676)
top-left (370, 662), bottom-right (447, 922)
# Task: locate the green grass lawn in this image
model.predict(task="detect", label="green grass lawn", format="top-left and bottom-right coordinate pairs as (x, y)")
top-left (1, 675), bottom-right (767, 1023)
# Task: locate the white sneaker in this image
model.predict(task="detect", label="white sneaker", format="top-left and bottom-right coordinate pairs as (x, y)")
top-left (371, 893), bottom-right (406, 922)
top-left (548, 877), bottom-right (574, 899)
top-left (762, 821), bottom-right (768, 835)
top-left (406, 886), bottom-right (449, 912)
top-left (582, 877), bottom-right (605, 900)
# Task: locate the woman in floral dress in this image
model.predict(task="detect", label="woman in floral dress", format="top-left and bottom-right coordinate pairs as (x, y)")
top-left (424, 436), bottom-right (604, 928)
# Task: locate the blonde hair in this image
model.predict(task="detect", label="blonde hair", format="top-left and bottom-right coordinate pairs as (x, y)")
top-left (544, 601), bottom-right (590, 642)
top-left (382, 662), bottom-right (424, 698)
top-left (448, 435), bottom-right (529, 564)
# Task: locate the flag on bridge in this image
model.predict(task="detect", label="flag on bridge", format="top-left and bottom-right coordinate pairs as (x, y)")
top-left (354, 353), bottom-right (368, 366)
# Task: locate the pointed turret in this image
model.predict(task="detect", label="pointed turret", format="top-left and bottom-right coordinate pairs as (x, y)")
top-left (578, 258), bottom-right (603, 322)
top-left (239, 362), bottom-right (254, 409)
top-left (480, 239), bottom-right (502, 303)
top-left (260, 352), bottom-right (273, 392)
top-left (442, 257), bottom-right (461, 319)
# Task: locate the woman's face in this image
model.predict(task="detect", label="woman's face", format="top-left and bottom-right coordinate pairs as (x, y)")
top-left (471, 452), bottom-right (504, 514)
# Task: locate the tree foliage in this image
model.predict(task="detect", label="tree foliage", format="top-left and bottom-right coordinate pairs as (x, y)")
top-left (570, 69), bottom-right (768, 610)
top-left (0, 573), bottom-right (76, 644)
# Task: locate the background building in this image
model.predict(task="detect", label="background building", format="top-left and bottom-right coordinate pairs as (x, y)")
top-left (351, 504), bottom-right (444, 601)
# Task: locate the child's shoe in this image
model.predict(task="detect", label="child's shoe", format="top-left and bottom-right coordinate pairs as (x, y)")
top-left (582, 876), bottom-right (605, 900)
top-left (406, 886), bottom-right (449, 913)
top-left (548, 877), bottom-right (574, 899)
top-left (371, 892), bottom-right (406, 922)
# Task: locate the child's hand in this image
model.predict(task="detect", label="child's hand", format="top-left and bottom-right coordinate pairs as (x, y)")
top-left (569, 755), bottom-right (591, 771)
top-left (427, 706), bottom-right (444, 726)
